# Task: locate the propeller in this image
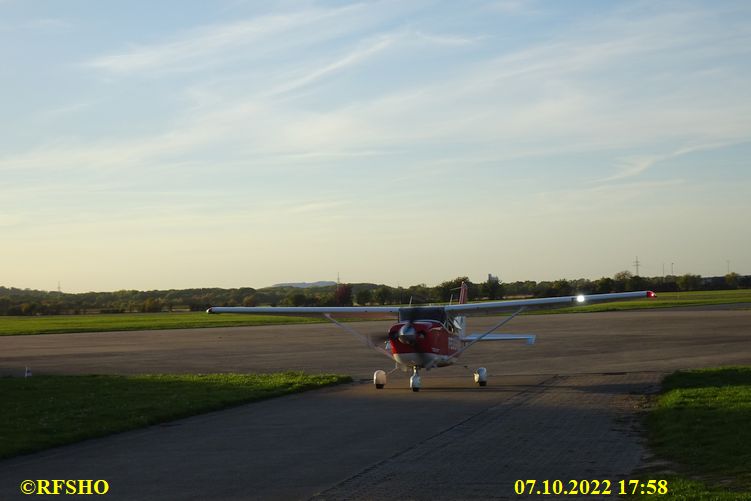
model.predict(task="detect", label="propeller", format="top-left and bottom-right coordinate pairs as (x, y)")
top-left (396, 307), bottom-right (420, 345)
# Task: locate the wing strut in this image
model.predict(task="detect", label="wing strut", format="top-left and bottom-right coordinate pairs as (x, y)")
top-left (322, 314), bottom-right (392, 359)
top-left (447, 306), bottom-right (526, 361)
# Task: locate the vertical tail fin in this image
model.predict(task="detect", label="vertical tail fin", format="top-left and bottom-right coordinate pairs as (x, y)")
top-left (455, 281), bottom-right (468, 336)
top-left (458, 281), bottom-right (468, 304)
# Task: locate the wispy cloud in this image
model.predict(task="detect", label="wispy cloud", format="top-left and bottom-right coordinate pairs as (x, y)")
top-left (84, 5), bottom-right (366, 75)
top-left (596, 141), bottom-right (750, 183)
top-left (10, 1), bottom-right (751, 180)
top-left (267, 34), bottom-right (397, 98)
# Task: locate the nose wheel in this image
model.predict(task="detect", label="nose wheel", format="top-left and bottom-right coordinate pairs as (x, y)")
top-left (410, 367), bottom-right (421, 392)
top-left (374, 366), bottom-right (423, 392)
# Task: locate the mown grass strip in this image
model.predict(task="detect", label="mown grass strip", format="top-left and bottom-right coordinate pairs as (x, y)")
top-left (640, 367), bottom-right (751, 499)
top-left (0, 312), bottom-right (321, 336)
top-left (0, 372), bottom-right (351, 459)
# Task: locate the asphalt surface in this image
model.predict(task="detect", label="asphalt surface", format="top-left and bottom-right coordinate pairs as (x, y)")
top-left (1, 309), bottom-right (750, 500)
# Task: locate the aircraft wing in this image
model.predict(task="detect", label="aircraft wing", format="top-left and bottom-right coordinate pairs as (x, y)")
top-left (208, 291), bottom-right (655, 318)
top-left (207, 305), bottom-right (400, 319)
top-left (445, 290), bottom-right (655, 317)
top-left (207, 305), bottom-right (399, 360)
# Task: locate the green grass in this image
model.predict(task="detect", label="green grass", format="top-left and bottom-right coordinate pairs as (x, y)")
top-left (0, 372), bottom-right (351, 459)
top-left (0, 311), bottom-right (321, 336)
top-left (631, 476), bottom-right (751, 500)
top-left (539, 289), bottom-right (751, 314)
top-left (638, 367), bottom-right (751, 499)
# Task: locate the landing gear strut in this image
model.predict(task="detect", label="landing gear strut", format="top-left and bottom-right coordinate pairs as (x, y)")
top-left (410, 367), bottom-right (421, 392)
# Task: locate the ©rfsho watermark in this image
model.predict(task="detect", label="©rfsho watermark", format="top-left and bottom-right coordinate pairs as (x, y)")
top-left (20, 479), bottom-right (110, 495)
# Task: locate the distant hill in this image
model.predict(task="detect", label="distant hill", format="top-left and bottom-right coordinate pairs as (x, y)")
top-left (271, 281), bottom-right (338, 289)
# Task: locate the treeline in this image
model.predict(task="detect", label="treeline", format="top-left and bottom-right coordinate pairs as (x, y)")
top-left (0, 288), bottom-right (256, 316)
top-left (1, 271), bottom-right (748, 316)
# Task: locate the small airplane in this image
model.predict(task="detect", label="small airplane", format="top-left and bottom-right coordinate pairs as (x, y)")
top-left (208, 284), bottom-right (656, 392)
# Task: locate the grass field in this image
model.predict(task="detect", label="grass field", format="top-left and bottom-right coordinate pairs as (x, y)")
top-left (0, 311), bottom-right (321, 336)
top-left (0, 372), bottom-right (350, 459)
top-left (639, 367), bottom-right (751, 500)
top-left (1, 289), bottom-right (749, 336)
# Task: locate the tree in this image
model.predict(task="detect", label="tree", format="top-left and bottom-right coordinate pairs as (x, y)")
top-left (504, 280), bottom-right (536, 297)
top-left (725, 272), bottom-right (740, 289)
top-left (627, 275), bottom-right (647, 292)
top-left (406, 284), bottom-right (434, 304)
top-left (282, 292), bottom-right (306, 307)
top-left (659, 275), bottom-right (679, 292)
top-left (437, 277), bottom-right (471, 302)
top-left (141, 298), bottom-right (163, 313)
top-left (550, 279), bottom-right (572, 296)
top-left (334, 284), bottom-right (353, 306)
top-left (20, 302), bottom-right (37, 315)
top-left (319, 293), bottom-right (336, 306)
top-left (677, 273), bottom-right (702, 291)
top-left (594, 277), bottom-right (615, 294)
top-left (305, 295), bottom-right (321, 306)
top-left (373, 286), bottom-right (392, 305)
top-left (482, 276), bottom-right (503, 300)
top-left (355, 289), bottom-right (371, 306)
top-left (612, 271), bottom-right (633, 292)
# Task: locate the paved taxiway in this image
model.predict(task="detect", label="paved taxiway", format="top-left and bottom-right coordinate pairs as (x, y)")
top-left (1, 309), bottom-right (750, 499)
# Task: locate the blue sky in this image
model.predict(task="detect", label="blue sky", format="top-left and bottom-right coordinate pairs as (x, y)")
top-left (2, 0), bottom-right (750, 292)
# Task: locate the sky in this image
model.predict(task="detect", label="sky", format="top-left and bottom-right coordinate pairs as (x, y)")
top-left (1, 0), bottom-right (750, 293)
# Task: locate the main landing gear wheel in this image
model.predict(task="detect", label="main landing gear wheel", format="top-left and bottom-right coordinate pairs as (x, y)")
top-left (410, 367), bottom-right (421, 392)
top-left (474, 367), bottom-right (488, 387)
top-left (373, 370), bottom-right (387, 389)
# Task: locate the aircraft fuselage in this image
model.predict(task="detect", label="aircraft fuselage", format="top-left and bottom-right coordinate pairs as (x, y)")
top-left (387, 320), bottom-right (461, 368)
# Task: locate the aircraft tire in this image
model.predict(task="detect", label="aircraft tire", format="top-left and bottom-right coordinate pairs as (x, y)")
top-left (375, 384), bottom-right (384, 389)
top-left (412, 387), bottom-right (420, 392)
top-left (478, 381), bottom-right (487, 387)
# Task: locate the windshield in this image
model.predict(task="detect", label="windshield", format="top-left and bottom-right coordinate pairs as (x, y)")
top-left (398, 307), bottom-right (446, 323)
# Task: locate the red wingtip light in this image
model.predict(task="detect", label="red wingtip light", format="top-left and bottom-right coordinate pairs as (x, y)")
top-left (646, 291), bottom-right (656, 298)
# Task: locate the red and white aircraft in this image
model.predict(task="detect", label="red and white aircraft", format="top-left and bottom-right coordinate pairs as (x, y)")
top-left (208, 284), bottom-right (655, 392)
